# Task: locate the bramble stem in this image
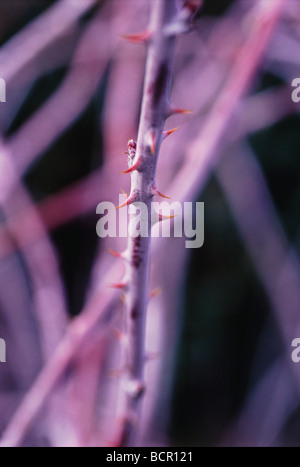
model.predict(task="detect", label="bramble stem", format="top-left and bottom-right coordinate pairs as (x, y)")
top-left (119, 0), bottom-right (178, 446)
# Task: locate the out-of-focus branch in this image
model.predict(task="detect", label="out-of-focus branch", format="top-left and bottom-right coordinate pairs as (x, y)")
top-left (224, 354), bottom-right (298, 446)
top-left (0, 0), bottom-right (102, 130)
top-left (0, 0), bottom-right (101, 84)
top-left (0, 146), bottom-right (68, 359)
top-left (165, 0), bottom-right (286, 204)
top-left (0, 83), bottom-right (295, 260)
top-left (90, 34), bottom-right (145, 288)
top-left (139, 87), bottom-right (297, 443)
top-left (0, 0), bottom-right (139, 209)
top-left (115, 0), bottom-right (180, 446)
top-left (217, 143), bottom-right (300, 382)
top-left (0, 142), bottom-right (68, 444)
top-left (0, 0), bottom-right (286, 447)
top-left (0, 0), bottom-right (294, 260)
top-left (4, 6), bottom-right (113, 178)
top-left (0, 263), bottom-right (122, 448)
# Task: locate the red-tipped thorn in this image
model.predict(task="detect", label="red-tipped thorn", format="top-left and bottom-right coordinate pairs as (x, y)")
top-left (120, 188), bottom-right (128, 198)
top-left (156, 190), bottom-right (171, 200)
top-left (159, 213), bottom-right (176, 221)
top-left (107, 249), bottom-right (123, 259)
top-left (150, 183), bottom-right (171, 200)
top-left (116, 200), bottom-right (129, 209)
top-left (170, 107), bottom-right (193, 116)
top-left (163, 127), bottom-right (179, 140)
top-left (108, 282), bottom-right (127, 290)
top-left (116, 193), bottom-right (136, 209)
top-left (150, 287), bottom-right (162, 299)
top-left (122, 29), bottom-right (151, 43)
top-left (120, 158), bottom-right (141, 174)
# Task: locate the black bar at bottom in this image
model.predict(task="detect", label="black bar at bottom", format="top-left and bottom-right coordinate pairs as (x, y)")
top-left (97, 448), bottom-right (205, 463)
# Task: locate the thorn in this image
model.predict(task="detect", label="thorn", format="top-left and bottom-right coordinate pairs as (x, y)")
top-left (150, 287), bottom-right (162, 299)
top-left (170, 106), bottom-right (193, 115)
top-left (159, 213), bottom-right (177, 221)
top-left (107, 249), bottom-right (123, 259)
top-left (156, 190), bottom-right (171, 200)
top-left (108, 248), bottom-right (129, 263)
top-left (116, 193), bottom-right (137, 209)
top-left (120, 158), bottom-right (141, 174)
top-left (109, 249), bottom-right (130, 263)
top-left (162, 127), bottom-right (179, 140)
top-left (116, 199), bottom-right (129, 209)
top-left (150, 183), bottom-right (171, 200)
top-left (108, 282), bottom-right (127, 290)
top-left (122, 29), bottom-right (151, 43)
top-left (151, 208), bottom-right (177, 226)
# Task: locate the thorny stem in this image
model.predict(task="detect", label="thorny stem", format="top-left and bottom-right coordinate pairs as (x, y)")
top-left (0, 0), bottom-right (286, 448)
top-left (119, 0), bottom-right (178, 446)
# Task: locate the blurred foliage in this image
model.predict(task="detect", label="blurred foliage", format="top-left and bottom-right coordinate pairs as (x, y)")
top-left (171, 71), bottom-right (300, 444)
top-left (1, 0), bottom-right (299, 447)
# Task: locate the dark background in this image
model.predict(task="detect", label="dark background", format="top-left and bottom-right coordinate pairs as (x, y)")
top-left (1, 0), bottom-right (300, 446)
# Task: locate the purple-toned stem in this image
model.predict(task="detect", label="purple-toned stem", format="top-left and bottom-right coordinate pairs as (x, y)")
top-left (0, 0), bottom-right (286, 447)
top-left (119, 0), bottom-right (179, 446)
